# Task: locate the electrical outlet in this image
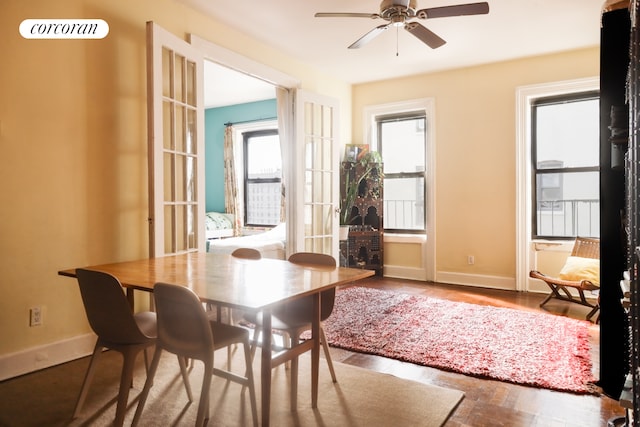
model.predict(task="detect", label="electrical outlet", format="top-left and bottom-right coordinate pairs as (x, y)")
top-left (30, 306), bottom-right (42, 326)
top-left (468, 255), bottom-right (475, 265)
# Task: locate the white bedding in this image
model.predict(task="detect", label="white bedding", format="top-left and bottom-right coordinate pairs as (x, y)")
top-left (205, 212), bottom-right (235, 239)
top-left (207, 223), bottom-right (286, 259)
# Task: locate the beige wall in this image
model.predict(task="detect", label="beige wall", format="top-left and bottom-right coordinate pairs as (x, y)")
top-left (352, 47), bottom-right (599, 284)
top-left (0, 0), bottom-right (351, 366)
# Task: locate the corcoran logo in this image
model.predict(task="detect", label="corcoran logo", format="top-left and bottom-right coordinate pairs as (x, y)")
top-left (19, 19), bottom-right (109, 39)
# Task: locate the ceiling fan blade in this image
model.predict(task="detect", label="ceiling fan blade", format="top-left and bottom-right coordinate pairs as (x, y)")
top-left (404, 22), bottom-right (446, 49)
top-left (348, 24), bottom-right (390, 49)
top-left (315, 12), bottom-right (380, 19)
top-left (416, 2), bottom-right (489, 19)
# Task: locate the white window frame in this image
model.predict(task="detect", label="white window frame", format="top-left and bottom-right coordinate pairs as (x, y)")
top-left (378, 112), bottom-right (427, 233)
top-left (363, 98), bottom-right (436, 281)
top-left (243, 129), bottom-right (282, 227)
top-left (515, 77), bottom-right (599, 291)
top-left (232, 120), bottom-right (278, 230)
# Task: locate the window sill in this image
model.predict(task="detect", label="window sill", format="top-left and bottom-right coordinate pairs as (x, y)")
top-left (383, 233), bottom-right (426, 244)
top-left (531, 239), bottom-right (575, 252)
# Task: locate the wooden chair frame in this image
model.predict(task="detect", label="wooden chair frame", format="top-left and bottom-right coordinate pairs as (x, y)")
top-left (529, 237), bottom-right (600, 321)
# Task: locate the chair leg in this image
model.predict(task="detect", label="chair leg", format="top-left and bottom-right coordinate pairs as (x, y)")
top-left (320, 326), bottom-right (337, 383)
top-left (143, 346), bottom-right (150, 372)
top-left (242, 340), bottom-right (259, 427)
top-left (73, 341), bottom-right (103, 418)
top-left (131, 347), bottom-right (163, 427)
top-left (540, 284), bottom-right (562, 307)
top-left (587, 305), bottom-right (600, 322)
top-left (249, 327), bottom-right (261, 361)
top-left (196, 360), bottom-right (213, 427)
top-left (178, 355), bottom-right (193, 402)
top-left (289, 334), bottom-right (299, 412)
top-left (114, 347), bottom-right (143, 427)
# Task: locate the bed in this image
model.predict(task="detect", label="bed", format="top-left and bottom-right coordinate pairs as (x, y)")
top-left (205, 212), bottom-right (235, 240)
top-left (207, 223), bottom-right (286, 259)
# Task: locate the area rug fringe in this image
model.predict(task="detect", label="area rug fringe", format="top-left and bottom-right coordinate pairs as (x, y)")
top-left (315, 286), bottom-right (597, 394)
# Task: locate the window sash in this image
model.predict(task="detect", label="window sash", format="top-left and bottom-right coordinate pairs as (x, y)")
top-left (531, 91), bottom-right (599, 239)
top-left (378, 112), bottom-right (427, 233)
top-left (243, 129), bottom-right (281, 227)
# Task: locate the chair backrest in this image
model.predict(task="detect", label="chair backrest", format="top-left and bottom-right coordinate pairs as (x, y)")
top-left (288, 252), bottom-right (337, 320)
top-left (153, 283), bottom-right (213, 361)
top-left (76, 268), bottom-right (150, 344)
top-left (288, 252), bottom-right (336, 267)
top-left (572, 237), bottom-right (600, 260)
top-left (232, 248), bottom-right (262, 260)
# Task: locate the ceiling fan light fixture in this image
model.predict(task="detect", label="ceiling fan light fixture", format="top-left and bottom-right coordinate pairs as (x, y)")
top-left (379, 0), bottom-right (418, 20)
top-left (315, 1), bottom-right (489, 51)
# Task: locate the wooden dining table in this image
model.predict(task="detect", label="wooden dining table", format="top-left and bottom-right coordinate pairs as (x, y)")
top-left (58, 252), bottom-right (374, 426)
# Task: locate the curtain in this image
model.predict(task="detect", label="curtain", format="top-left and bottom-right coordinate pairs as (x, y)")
top-left (276, 87), bottom-right (291, 223)
top-left (224, 125), bottom-right (241, 235)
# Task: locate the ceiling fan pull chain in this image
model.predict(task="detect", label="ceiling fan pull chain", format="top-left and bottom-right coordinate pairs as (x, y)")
top-left (396, 25), bottom-right (399, 56)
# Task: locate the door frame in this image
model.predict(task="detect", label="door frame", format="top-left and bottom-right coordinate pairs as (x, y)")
top-left (188, 35), bottom-right (304, 256)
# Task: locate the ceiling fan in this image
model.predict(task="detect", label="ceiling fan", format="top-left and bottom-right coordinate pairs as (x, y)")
top-left (315, 0), bottom-right (489, 50)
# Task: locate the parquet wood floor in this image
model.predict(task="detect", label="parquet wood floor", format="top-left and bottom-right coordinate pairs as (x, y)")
top-left (330, 276), bottom-right (625, 427)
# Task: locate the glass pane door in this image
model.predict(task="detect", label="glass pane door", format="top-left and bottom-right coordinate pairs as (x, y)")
top-left (295, 91), bottom-right (339, 260)
top-left (147, 22), bottom-right (205, 256)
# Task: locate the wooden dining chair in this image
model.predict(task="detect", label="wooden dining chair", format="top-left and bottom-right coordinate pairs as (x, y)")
top-left (224, 247), bottom-right (263, 368)
top-left (233, 247), bottom-right (262, 328)
top-left (250, 252), bottom-right (338, 410)
top-left (73, 269), bottom-right (190, 427)
top-left (231, 247), bottom-right (262, 260)
top-left (132, 283), bottom-right (258, 427)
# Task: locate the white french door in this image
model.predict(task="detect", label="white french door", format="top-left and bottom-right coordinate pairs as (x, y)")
top-left (292, 90), bottom-right (340, 261)
top-left (146, 22), bottom-right (205, 257)
top-left (148, 31), bottom-right (339, 260)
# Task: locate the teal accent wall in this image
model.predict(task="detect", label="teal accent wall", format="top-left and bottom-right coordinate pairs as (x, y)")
top-left (205, 99), bottom-right (277, 212)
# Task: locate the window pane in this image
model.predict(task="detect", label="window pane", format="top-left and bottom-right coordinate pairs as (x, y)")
top-left (535, 171), bottom-right (599, 238)
top-left (247, 135), bottom-right (281, 179)
top-left (175, 54), bottom-right (184, 103)
top-left (245, 130), bottom-right (282, 226)
top-left (532, 93), bottom-right (599, 239)
top-left (246, 182), bottom-right (281, 225)
top-left (383, 177), bottom-right (425, 230)
top-left (378, 114), bottom-right (426, 232)
top-left (380, 117), bottom-right (425, 174)
top-left (535, 98), bottom-right (599, 168)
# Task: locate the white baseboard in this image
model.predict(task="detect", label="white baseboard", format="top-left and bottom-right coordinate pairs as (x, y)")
top-left (435, 271), bottom-right (516, 291)
top-left (383, 265), bottom-right (428, 281)
top-left (382, 267), bottom-right (516, 290)
top-left (0, 333), bottom-right (96, 381)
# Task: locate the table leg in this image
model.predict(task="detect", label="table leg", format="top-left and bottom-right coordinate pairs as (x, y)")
top-left (261, 310), bottom-right (272, 426)
top-left (126, 288), bottom-right (135, 311)
top-left (311, 293), bottom-right (320, 408)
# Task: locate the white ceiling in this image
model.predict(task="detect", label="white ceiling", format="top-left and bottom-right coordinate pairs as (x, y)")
top-left (204, 61), bottom-right (275, 108)
top-left (196, 0), bottom-right (606, 107)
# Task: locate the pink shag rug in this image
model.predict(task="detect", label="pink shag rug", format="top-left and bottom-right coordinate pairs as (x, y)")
top-left (317, 286), bottom-right (597, 394)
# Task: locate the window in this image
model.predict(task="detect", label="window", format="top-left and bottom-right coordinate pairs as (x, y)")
top-left (377, 112), bottom-right (426, 233)
top-left (243, 129), bottom-right (281, 226)
top-left (531, 92), bottom-right (599, 239)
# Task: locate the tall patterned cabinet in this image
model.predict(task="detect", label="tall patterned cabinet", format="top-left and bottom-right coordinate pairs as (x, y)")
top-left (599, 1), bottom-right (631, 407)
top-left (625, 0), bottom-right (640, 423)
top-left (601, 2), bottom-right (640, 425)
top-left (340, 161), bottom-right (384, 275)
